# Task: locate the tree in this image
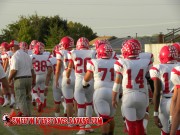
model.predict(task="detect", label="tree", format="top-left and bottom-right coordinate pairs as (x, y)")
top-left (0, 14), bottom-right (97, 48)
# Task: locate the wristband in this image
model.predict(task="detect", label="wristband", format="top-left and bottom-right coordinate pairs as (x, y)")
top-left (153, 112), bottom-right (159, 116)
top-left (82, 79), bottom-right (89, 86)
top-left (112, 83), bottom-right (120, 92)
top-left (169, 116), bottom-right (172, 122)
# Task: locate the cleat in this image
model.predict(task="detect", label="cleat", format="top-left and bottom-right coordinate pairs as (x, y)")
top-left (2, 99), bottom-right (9, 107)
top-left (9, 101), bottom-right (15, 108)
top-left (76, 130), bottom-right (86, 135)
top-left (85, 124), bottom-right (94, 133)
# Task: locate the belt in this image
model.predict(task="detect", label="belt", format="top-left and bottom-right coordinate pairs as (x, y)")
top-left (14, 76), bottom-right (32, 80)
top-left (163, 97), bottom-right (171, 99)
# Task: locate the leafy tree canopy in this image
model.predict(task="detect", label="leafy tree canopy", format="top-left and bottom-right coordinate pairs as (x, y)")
top-left (0, 13), bottom-right (97, 48)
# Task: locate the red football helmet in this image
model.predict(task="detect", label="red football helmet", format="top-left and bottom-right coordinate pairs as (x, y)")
top-left (59, 36), bottom-right (74, 50)
top-left (94, 39), bottom-right (110, 50)
top-left (1, 42), bottom-right (10, 52)
top-left (29, 40), bottom-right (38, 50)
top-left (33, 44), bottom-right (42, 55)
top-left (123, 39), bottom-right (141, 52)
top-left (19, 42), bottom-right (28, 51)
top-left (121, 40), bottom-right (140, 58)
top-left (52, 44), bottom-right (61, 57)
top-left (35, 42), bottom-right (45, 53)
top-left (97, 44), bottom-right (113, 59)
top-left (76, 37), bottom-right (89, 50)
top-left (159, 45), bottom-right (178, 64)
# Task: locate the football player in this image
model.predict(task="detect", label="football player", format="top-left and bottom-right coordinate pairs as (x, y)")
top-left (170, 66), bottom-right (180, 135)
top-left (66, 37), bottom-right (96, 134)
top-left (31, 42), bottom-right (49, 112)
top-left (55, 36), bottom-right (75, 118)
top-left (83, 43), bottom-right (116, 135)
top-left (112, 40), bottom-right (152, 135)
top-left (150, 45), bottom-right (178, 135)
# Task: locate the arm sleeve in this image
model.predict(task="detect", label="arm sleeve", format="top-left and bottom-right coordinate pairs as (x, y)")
top-left (114, 60), bottom-right (123, 75)
top-left (10, 56), bottom-right (18, 70)
top-left (86, 60), bottom-right (95, 73)
top-left (56, 51), bottom-right (63, 61)
top-left (149, 65), bottom-right (160, 80)
top-left (171, 66), bottom-right (180, 88)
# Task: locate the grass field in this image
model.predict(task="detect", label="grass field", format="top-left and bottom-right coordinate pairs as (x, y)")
top-left (0, 88), bottom-right (161, 135)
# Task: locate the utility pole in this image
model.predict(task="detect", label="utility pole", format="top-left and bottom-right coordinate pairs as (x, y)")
top-left (135, 33), bottom-right (138, 39)
top-left (167, 28), bottom-right (175, 42)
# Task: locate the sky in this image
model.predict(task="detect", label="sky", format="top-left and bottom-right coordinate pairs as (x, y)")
top-left (0, 0), bottom-right (180, 38)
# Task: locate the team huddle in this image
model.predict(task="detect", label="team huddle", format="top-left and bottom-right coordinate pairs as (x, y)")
top-left (0, 37), bottom-right (180, 135)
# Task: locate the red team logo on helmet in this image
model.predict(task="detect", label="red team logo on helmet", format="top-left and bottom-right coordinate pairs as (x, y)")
top-left (172, 42), bottom-right (180, 60)
top-left (97, 44), bottom-right (113, 59)
top-left (159, 45), bottom-right (178, 64)
top-left (121, 40), bottom-right (140, 58)
top-left (59, 36), bottom-right (74, 50)
top-left (76, 37), bottom-right (89, 50)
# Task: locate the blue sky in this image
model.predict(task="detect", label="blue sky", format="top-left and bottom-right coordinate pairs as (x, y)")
top-left (0, 0), bottom-right (180, 37)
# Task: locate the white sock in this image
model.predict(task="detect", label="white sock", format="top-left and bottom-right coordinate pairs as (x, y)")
top-left (143, 119), bottom-right (148, 129)
top-left (11, 94), bottom-right (15, 102)
top-left (62, 101), bottom-right (66, 114)
top-left (78, 108), bottom-right (85, 117)
top-left (86, 105), bottom-right (93, 117)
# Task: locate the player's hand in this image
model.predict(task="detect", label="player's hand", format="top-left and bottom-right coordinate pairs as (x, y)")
top-left (168, 116), bottom-right (172, 132)
top-left (83, 84), bottom-right (90, 89)
top-left (112, 100), bottom-right (118, 109)
top-left (154, 116), bottom-right (163, 128)
top-left (55, 81), bottom-right (59, 89)
top-left (67, 78), bottom-right (71, 84)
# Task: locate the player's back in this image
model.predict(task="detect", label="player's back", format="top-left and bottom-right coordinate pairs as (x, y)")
top-left (91, 58), bottom-right (116, 90)
top-left (32, 54), bottom-right (49, 75)
top-left (116, 58), bottom-right (151, 94)
top-left (139, 52), bottom-right (154, 62)
top-left (150, 63), bottom-right (178, 97)
top-left (71, 49), bottom-right (96, 77)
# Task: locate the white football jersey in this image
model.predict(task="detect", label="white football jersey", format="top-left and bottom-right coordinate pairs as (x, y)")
top-left (150, 64), bottom-right (178, 97)
top-left (87, 59), bottom-right (116, 90)
top-left (171, 66), bottom-right (180, 88)
top-left (27, 50), bottom-right (33, 56)
top-left (114, 58), bottom-right (152, 94)
top-left (43, 51), bottom-right (50, 56)
top-left (1, 52), bottom-right (8, 62)
top-left (139, 52), bottom-right (154, 62)
top-left (47, 56), bottom-right (57, 75)
top-left (56, 50), bottom-right (70, 76)
top-left (69, 50), bottom-right (96, 77)
top-left (32, 54), bottom-right (49, 75)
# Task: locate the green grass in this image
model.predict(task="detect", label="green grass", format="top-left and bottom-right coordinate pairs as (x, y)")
top-left (0, 88), bottom-right (161, 135)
